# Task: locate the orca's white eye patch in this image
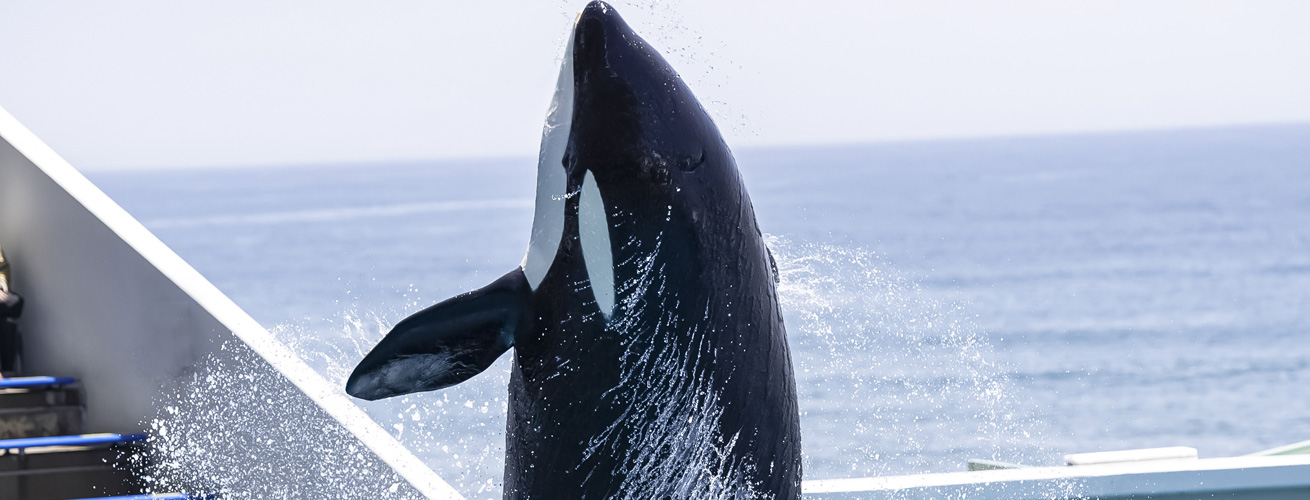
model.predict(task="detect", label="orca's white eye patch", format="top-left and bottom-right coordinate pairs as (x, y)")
top-left (522, 35), bottom-right (576, 290)
top-left (579, 170), bottom-right (615, 318)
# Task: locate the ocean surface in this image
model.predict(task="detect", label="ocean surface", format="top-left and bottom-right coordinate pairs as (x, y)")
top-left (91, 124), bottom-right (1310, 497)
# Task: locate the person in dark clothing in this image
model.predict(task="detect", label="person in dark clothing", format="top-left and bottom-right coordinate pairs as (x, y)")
top-left (0, 244), bottom-right (21, 376)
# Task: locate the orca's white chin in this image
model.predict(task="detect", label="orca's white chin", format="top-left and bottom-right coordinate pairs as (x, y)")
top-left (521, 18), bottom-right (577, 291)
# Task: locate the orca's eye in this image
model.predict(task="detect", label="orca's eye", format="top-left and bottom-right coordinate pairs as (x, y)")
top-left (650, 164), bottom-right (671, 185)
top-left (640, 153), bottom-right (672, 186)
top-left (562, 152), bottom-right (573, 168)
top-left (679, 148), bottom-right (705, 172)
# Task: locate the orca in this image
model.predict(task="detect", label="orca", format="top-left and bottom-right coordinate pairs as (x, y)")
top-left (347, 2), bottom-right (801, 497)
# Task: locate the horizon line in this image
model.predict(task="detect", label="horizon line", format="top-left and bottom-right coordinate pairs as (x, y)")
top-left (82, 119), bottom-right (1310, 173)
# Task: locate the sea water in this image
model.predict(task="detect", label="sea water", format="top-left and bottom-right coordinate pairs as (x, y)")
top-left (91, 124), bottom-right (1310, 498)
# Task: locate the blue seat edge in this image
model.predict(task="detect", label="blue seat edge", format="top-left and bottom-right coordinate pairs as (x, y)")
top-left (0, 376), bottom-right (77, 389)
top-left (0, 432), bottom-right (147, 450)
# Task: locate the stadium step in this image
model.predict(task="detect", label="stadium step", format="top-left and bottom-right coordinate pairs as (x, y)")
top-left (0, 375), bottom-right (165, 499)
top-left (0, 376), bottom-right (84, 440)
top-left (0, 432), bottom-right (147, 500)
top-left (0, 377), bottom-right (216, 499)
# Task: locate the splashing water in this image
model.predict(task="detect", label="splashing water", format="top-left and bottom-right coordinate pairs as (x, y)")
top-left (138, 238), bottom-right (1066, 498)
top-left (132, 341), bottom-right (425, 498)
top-left (767, 236), bottom-right (1054, 478)
top-left (273, 310), bottom-right (512, 499)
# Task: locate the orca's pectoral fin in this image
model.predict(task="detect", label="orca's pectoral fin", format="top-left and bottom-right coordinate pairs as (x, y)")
top-left (346, 268), bottom-right (532, 401)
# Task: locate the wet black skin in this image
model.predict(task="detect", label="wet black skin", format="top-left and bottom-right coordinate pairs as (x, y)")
top-left (348, 2), bottom-right (800, 498)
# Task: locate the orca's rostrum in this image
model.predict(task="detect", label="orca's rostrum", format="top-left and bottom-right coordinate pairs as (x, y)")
top-left (347, 2), bottom-right (802, 498)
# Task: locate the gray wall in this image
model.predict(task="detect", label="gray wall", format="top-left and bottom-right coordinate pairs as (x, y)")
top-left (0, 132), bottom-right (226, 432)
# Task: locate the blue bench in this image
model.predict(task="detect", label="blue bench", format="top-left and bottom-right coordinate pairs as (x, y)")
top-left (0, 376), bottom-right (76, 389)
top-left (66, 495), bottom-right (217, 500)
top-left (0, 432), bottom-right (147, 451)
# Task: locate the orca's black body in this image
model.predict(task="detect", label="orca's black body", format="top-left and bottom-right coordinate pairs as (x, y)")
top-left (347, 3), bottom-right (800, 498)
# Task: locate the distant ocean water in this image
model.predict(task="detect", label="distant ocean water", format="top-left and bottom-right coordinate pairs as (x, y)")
top-left (91, 124), bottom-right (1310, 497)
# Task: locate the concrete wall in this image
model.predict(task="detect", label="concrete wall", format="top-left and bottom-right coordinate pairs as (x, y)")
top-left (0, 128), bottom-right (226, 434)
top-left (0, 106), bottom-right (461, 499)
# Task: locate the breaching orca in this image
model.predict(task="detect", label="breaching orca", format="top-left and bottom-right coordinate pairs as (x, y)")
top-left (347, 2), bottom-right (801, 497)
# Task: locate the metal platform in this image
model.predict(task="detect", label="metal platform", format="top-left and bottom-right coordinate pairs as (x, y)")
top-left (804, 453), bottom-right (1310, 499)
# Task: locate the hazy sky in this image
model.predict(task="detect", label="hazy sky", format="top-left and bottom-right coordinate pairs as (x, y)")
top-left (2, 1), bottom-right (1308, 170)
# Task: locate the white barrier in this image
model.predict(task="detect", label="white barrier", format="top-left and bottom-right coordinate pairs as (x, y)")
top-left (804, 455), bottom-right (1310, 499)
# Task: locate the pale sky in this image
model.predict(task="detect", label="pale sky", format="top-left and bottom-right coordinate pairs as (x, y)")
top-left (2, 1), bottom-right (1308, 170)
